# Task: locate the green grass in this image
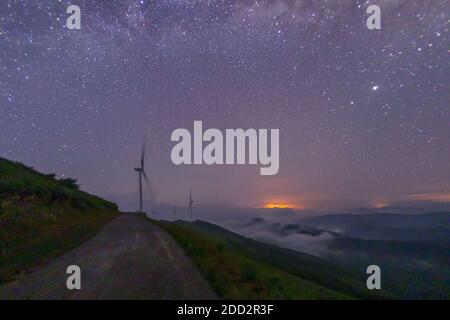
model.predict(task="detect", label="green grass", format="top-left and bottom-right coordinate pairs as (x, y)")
top-left (0, 158), bottom-right (119, 284)
top-left (154, 219), bottom-right (357, 299)
top-left (0, 158), bottom-right (116, 209)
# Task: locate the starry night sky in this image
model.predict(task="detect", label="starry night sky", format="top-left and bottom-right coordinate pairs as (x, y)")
top-left (1, 1), bottom-right (449, 213)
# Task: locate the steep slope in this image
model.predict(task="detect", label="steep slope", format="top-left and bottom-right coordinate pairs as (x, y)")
top-left (0, 158), bottom-right (119, 284)
top-left (155, 219), bottom-right (385, 299)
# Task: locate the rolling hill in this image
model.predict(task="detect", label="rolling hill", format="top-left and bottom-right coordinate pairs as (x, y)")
top-left (154, 219), bottom-right (386, 299)
top-left (324, 237), bottom-right (450, 299)
top-left (248, 213), bottom-right (450, 299)
top-left (300, 212), bottom-right (450, 244)
top-left (184, 215), bottom-right (449, 299)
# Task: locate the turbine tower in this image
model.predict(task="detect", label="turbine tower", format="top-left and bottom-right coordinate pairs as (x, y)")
top-left (188, 189), bottom-right (194, 222)
top-left (173, 205), bottom-right (176, 220)
top-left (134, 139), bottom-right (150, 212)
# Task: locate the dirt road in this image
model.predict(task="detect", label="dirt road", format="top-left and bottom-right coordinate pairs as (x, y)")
top-left (0, 214), bottom-right (217, 299)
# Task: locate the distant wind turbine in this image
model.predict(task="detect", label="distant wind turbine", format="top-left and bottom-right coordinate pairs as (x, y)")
top-left (134, 138), bottom-right (151, 212)
top-left (188, 189), bottom-right (194, 222)
top-left (173, 205), bottom-right (176, 220)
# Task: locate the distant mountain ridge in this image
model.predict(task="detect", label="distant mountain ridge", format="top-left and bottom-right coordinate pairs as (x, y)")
top-left (230, 212), bottom-right (450, 299)
top-left (236, 217), bottom-right (340, 237)
top-left (300, 212), bottom-right (450, 229)
top-left (299, 212), bottom-right (450, 245)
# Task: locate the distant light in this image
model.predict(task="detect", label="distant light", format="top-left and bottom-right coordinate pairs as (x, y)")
top-left (265, 204), bottom-right (288, 209)
top-left (374, 202), bottom-right (386, 209)
top-left (372, 85), bottom-right (379, 91)
top-left (263, 203), bottom-right (297, 209)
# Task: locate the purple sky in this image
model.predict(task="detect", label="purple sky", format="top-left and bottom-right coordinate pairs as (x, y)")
top-left (1, 1), bottom-right (449, 213)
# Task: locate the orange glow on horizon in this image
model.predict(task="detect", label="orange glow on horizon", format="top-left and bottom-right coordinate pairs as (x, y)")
top-left (261, 202), bottom-right (304, 210)
top-left (374, 202), bottom-right (387, 208)
top-left (264, 203), bottom-right (291, 209)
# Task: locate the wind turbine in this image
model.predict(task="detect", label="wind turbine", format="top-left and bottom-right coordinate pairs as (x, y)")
top-left (173, 205), bottom-right (176, 220)
top-left (188, 189), bottom-right (194, 222)
top-left (134, 139), bottom-right (150, 212)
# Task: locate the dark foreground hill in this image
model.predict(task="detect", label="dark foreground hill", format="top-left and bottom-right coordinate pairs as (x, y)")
top-left (239, 214), bottom-right (449, 299)
top-left (155, 219), bottom-right (386, 299)
top-left (0, 158), bottom-right (119, 284)
top-left (300, 212), bottom-right (450, 299)
top-left (324, 238), bottom-right (450, 299)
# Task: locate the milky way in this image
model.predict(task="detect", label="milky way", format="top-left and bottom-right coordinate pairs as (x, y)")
top-left (0, 1), bottom-right (449, 212)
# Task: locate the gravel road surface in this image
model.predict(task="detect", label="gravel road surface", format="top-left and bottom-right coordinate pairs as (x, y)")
top-left (0, 214), bottom-right (217, 300)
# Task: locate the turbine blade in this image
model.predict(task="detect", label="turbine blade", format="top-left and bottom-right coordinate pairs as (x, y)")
top-left (142, 170), bottom-right (155, 202)
top-left (141, 135), bottom-right (147, 169)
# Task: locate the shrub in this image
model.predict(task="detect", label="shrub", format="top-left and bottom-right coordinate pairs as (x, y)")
top-left (59, 178), bottom-right (80, 190)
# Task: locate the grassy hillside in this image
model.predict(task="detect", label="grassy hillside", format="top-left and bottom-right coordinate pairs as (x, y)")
top-left (0, 158), bottom-right (120, 284)
top-left (154, 219), bottom-right (385, 300)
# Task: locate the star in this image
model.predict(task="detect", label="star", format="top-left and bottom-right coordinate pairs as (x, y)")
top-left (0, 0), bottom-right (448, 211)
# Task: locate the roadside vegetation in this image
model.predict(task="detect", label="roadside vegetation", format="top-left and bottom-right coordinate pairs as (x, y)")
top-left (154, 219), bottom-right (357, 299)
top-left (0, 158), bottom-right (119, 284)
